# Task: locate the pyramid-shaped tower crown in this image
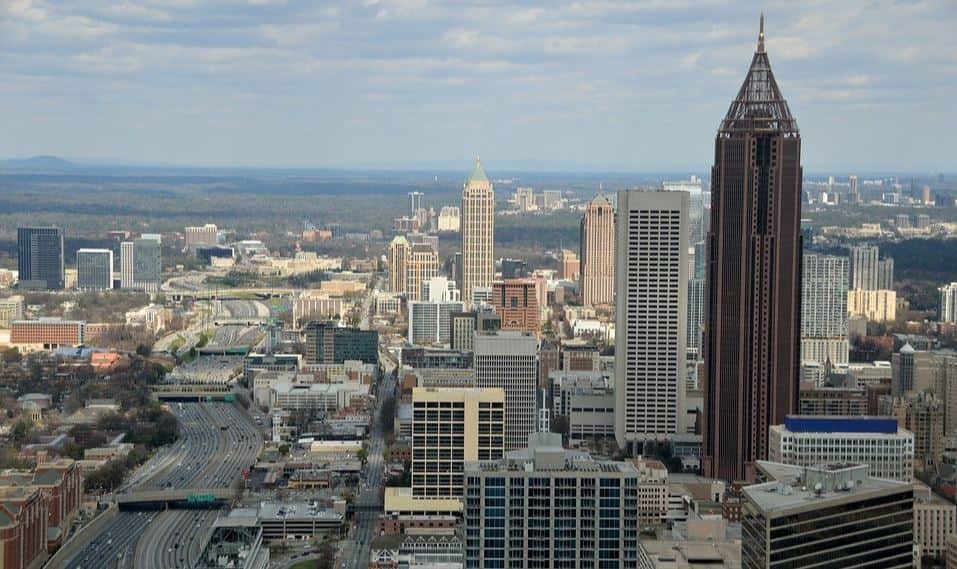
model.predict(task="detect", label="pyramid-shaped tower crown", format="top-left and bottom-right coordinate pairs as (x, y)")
top-left (719, 15), bottom-right (798, 135)
top-left (467, 156), bottom-right (489, 184)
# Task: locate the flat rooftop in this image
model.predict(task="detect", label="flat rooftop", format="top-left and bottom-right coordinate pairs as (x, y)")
top-left (745, 462), bottom-right (908, 514)
top-left (639, 538), bottom-right (741, 568)
top-left (212, 508), bottom-right (260, 529)
top-left (258, 502), bottom-right (343, 522)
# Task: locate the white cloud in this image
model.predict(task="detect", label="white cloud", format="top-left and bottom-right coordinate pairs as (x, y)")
top-left (0, 0), bottom-right (954, 171)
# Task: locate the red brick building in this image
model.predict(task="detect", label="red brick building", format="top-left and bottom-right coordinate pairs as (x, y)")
top-left (0, 487), bottom-right (48, 569)
top-left (491, 279), bottom-right (539, 334)
top-left (32, 460), bottom-right (82, 547)
top-left (0, 459), bottom-right (82, 553)
top-left (562, 344), bottom-right (600, 372)
top-left (10, 320), bottom-right (85, 350)
top-left (376, 514), bottom-right (458, 536)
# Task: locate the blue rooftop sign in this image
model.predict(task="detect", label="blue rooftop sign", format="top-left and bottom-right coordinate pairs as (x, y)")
top-left (784, 416), bottom-right (898, 434)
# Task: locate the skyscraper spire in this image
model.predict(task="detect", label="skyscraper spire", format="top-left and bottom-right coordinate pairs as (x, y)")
top-left (719, 13), bottom-right (798, 135)
top-left (704, 13), bottom-right (803, 483)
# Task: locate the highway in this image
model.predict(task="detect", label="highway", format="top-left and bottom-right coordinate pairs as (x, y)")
top-left (218, 299), bottom-right (270, 319)
top-left (59, 402), bottom-right (262, 569)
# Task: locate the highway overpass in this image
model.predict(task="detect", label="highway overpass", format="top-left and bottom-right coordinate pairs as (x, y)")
top-left (115, 488), bottom-right (234, 510)
top-left (152, 384), bottom-right (238, 402)
top-left (167, 288), bottom-right (298, 301)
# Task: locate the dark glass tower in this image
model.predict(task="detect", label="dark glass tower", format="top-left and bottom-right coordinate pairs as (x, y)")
top-left (17, 226), bottom-right (65, 290)
top-left (703, 16), bottom-right (803, 483)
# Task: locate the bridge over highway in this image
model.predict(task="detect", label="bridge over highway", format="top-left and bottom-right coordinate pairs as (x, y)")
top-left (115, 488), bottom-right (234, 510)
top-left (167, 287), bottom-right (298, 301)
top-left (152, 384), bottom-right (238, 402)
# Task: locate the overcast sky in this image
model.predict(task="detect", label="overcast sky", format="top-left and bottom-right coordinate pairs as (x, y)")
top-left (2, 0), bottom-right (955, 173)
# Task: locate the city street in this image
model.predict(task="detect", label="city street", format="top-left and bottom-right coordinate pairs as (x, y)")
top-left (337, 369), bottom-right (394, 568)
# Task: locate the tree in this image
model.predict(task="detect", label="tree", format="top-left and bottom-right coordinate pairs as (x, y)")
top-left (11, 419), bottom-right (32, 447)
top-left (152, 413), bottom-right (180, 446)
top-left (135, 344), bottom-right (151, 357)
top-left (278, 444), bottom-right (290, 456)
top-left (2, 347), bottom-right (21, 364)
top-left (356, 447), bottom-right (369, 464)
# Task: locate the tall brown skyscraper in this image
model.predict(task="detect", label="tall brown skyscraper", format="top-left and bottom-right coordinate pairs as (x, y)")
top-left (703, 16), bottom-right (803, 483)
top-left (580, 194), bottom-right (615, 306)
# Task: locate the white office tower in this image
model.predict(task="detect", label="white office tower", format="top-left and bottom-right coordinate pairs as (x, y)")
top-left (437, 206), bottom-right (461, 232)
top-left (940, 282), bottom-right (957, 324)
top-left (120, 235), bottom-right (162, 293)
top-left (614, 190), bottom-right (688, 452)
top-left (409, 304), bottom-right (465, 349)
top-left (801, 252), bottom-right (850, 374)
top-left (769, 416), bottom-right (914, 483)
top-left (76, 249), bottom-right (114, 291)
top-left (474, 332), bottom-right (538, 451)
top-left (663, 179), bottom-right (706, 244)
top-left (849, 244), bottom-right (894, 291)
top-left (421, 276), bottom-right (460, 303)
top-left (406, 243), bottom-right (439, 301)
top-left (687, 277), bottom-right (705, 363)
top-left (408, 276), bottom-right (465, 346)
top-left (460, 157), bottom-right (494, 304)
top-left (849, 245), bottom-right (879, 290)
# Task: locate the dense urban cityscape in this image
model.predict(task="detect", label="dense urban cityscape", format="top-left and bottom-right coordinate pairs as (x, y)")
top-left (1, 4), bottom-right (956, 569)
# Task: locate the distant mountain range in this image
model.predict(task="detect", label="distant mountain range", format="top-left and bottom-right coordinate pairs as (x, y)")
top-left (0, 155), bottom-right (75, 170)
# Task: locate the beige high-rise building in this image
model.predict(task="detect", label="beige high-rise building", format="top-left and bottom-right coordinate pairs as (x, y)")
top-left (388, 236), bottom-right (410, 294)
top-left (848, 289), bottom-right (897, 322)
top-left (184, 223), bottom-right (218, 251)
top-left (411, 387), bottom-right (505, 498)
top-left (580, 194), bottom-right (615, 306)
top-left (460, 158), bottom-right (494, 304)
top-left (406, 243), bottom-right (439, 301)
top-left (915, 482), bottom-right (957, 559)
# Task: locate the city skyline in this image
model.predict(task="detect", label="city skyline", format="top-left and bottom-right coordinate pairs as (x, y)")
top-left (2, 1), bottom-right (955, 172)
top-left (2, 5), bottom-right (957, 569)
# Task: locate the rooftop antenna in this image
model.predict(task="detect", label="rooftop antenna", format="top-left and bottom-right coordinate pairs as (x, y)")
top-left (757, 12), bottom-right (766, 54)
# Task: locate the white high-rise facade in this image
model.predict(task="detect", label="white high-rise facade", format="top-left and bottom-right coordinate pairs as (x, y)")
top-left (120, 241), bottom-right (134, 289)
top-left (120, 236), bottom-right (161, 293)
top-left (460, 158), bottom-right (494, 304)
top-left (801, 252), bottom-right (849, 369)
top-left (663, 180), bottom-right (706, 245)
top-left (940, 283), bottom-right (957, 324)
top-left (406, 243), bottom-right (439, 301)
top-left (474, 331), bottom-right (537, 451)
top-left (849, 245), bottom-right (879, 290)
top-left (687, 277), bottom-right (705, 361)
top-left (769, 416), bottom-right (914, 483)
top-left (849, 245), bottom-right (893, 291)
top-left (408, 302), bottom-right (465, 346)
top-left (76, 249), bottom-right (114, 291)
top-left (614, 190), bottom-right (688, 451)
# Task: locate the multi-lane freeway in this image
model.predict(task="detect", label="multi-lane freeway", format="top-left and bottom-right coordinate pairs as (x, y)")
top-left (59, 402), bottom-right (262, 569)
